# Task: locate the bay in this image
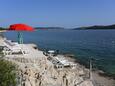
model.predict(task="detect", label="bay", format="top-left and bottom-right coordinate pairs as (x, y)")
top-left (4, 29), bottom-right (115, 75)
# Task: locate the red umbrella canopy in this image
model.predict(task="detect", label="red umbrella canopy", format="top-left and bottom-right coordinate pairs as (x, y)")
top-left (9, 24), bottom-right (34, 31)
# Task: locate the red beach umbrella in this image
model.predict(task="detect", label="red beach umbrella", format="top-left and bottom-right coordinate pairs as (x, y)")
top-left (8, 24), bottom-right (34, 44)
top-left (9, 24), bottom-right (34, 31)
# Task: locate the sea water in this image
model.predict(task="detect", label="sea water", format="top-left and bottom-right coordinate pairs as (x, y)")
top-left (4, 29), bottom-right (115, 75)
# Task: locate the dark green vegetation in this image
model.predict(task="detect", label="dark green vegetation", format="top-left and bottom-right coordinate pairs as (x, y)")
top-left (0, 55), bottom-right (17, 86)
top-left (0, 27), bottom-right (7, 30)
top-left (73, 24), bottom-right (115, 30)
top-left (0, 59), bottom-right (17, 86)
top-left (35, 24), bottom-right (115, 30)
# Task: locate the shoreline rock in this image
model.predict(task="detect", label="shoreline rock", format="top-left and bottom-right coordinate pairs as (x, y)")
top-left (0, 35), bottom-right (114, 86)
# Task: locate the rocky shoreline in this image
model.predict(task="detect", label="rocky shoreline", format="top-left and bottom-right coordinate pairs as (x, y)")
top-left (63, 53), bottom-right (115, 86)
top-left (0, 36), bottom-right (114, 86)
top-left (2, 43), bottom-right (93, 86)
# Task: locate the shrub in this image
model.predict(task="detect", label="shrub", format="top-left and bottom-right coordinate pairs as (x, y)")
top-left (0, 59), bottom-right (17, 86)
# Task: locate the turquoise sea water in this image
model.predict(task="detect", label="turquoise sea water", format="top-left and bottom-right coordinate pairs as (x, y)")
top-left (4, 29), bottom-right (115, 75)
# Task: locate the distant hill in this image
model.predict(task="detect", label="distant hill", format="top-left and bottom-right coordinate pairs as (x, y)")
top-left (35, 27), bottom-right (65, 30)
top-left (0, 27), bottom-right (7, 32)
top-left (73, 24), bottom-right (115, 30)
top-left (0, 27), bottom-right (7, 30)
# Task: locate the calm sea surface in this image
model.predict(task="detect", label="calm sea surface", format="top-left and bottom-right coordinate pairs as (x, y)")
top-left (4, 29), bottom-right (115, 75)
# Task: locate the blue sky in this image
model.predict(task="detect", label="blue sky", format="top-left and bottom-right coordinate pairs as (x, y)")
top-left (0, 0), bottom-right (115, 28)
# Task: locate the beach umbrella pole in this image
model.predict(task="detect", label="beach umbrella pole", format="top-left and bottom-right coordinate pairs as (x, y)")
top-left (9, 24), bottom-right (34, 44)
top-left (18, 32), bottom-right (23, 44)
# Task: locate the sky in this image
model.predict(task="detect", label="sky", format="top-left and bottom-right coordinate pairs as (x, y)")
top-left (0, 0), bottom-right (115, 28)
